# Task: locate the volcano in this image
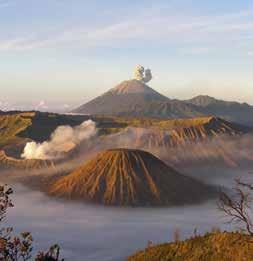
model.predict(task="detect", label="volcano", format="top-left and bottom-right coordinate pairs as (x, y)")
top-left (48, 149), bottom-right (215, 206)
top-left (72, 79), bottom-right (170, 116)
top-left (72, 79), bottom-right (204, 118)
top-left (72, 78), bottom-right (253, 124)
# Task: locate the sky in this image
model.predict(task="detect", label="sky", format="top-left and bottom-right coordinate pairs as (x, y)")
top-left (1, 0), bottom-right (253, 111)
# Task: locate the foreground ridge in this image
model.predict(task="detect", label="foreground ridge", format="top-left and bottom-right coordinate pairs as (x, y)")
top-left (127, 231), bottom-right (253, 261)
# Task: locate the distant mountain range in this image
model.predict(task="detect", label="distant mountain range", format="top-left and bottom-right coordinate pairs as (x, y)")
top-left (73, 80), bottom-right (253, 126)
top-left (186, 95), bottom-right (253, 126)
top-left (1, 111), bottom-right (250, 170)
top-left (104, 116), bottom-right (250, 149)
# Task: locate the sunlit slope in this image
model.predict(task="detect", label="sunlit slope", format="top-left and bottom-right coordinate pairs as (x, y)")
top-left (127, 231), bottom-right (253, 261)
top-left (0, 113), bottom-right (32, 146)
top-left (48, 149), bottom-right (215, 206)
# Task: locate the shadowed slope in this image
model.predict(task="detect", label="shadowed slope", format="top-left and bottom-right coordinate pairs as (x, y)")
top-left (48, 149), bottom-right (215, 206)
top-left (187, 95), bottom-right (253, 126)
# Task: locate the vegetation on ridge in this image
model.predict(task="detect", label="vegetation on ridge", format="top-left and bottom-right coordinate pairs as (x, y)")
top-left (128, 178), bottom-right (253, 261)
top-left (126, 231), bottom-right (253, 261)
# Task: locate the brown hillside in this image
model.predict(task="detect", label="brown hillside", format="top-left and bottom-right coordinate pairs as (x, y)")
top-left (106, 116), bottom-right (249, 149)
top-left (48, 149), bottom-right (215, 206)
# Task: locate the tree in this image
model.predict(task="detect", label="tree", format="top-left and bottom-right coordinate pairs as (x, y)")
top-left (0, 185), bottom-right (63, 261)
top-left (218, 178), bottom-right (253, 235)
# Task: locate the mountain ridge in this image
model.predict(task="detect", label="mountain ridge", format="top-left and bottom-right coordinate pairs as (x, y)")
top-left (186, 95), bottom-right (253, 126)
top-left (73, 80), bottom-right (253, 125)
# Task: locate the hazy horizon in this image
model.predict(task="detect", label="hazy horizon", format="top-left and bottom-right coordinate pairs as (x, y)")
top-left (1, 0), bottom-right (253, 111)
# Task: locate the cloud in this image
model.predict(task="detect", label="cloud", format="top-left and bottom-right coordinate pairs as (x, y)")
top-left (1, 7), bottom-right (253, 52)
top-left (0, 37), bottom-right (33, 51)
top-left (36, 100), bottom-right (48, 110)
top-left (181, 47), bottom-right (210, 55)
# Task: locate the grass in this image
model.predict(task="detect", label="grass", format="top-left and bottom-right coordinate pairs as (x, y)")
top-left (127, 231), bottom-right (253, 261)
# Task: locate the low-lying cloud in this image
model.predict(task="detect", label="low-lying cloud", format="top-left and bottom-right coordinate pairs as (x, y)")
top-left (77, 127), bottom-right (253, 169)
top-left (21, 120), bottom-right (97, 160)
top-left (4, 184), bottom-right (230, 261)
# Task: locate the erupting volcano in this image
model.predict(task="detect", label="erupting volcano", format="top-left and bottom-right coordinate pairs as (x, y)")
top-left (48, 149), bottom-right (215, 206)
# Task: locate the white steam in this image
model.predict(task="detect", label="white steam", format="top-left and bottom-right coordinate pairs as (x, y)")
top-left (134, 65), bottom-right (152, 83)
top-left (21, 120), bottom-right (97, 160)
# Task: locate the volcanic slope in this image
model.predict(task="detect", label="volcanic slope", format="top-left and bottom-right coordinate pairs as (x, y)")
top-left (73, 79), bottom-right (167, 114)
top-left (0, 150), bottom-right (54, 171)
top-left (73, 79), bottom-right (253, 124)
top-left (72, 79), bottom-right (202, 118)
top-left (108, 116), bottom-right (251, 149)
top-left (48, 149), bottom-right (215, 206)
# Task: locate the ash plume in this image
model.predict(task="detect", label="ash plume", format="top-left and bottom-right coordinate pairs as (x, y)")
top-left (134, 65), bottom-right (152, 83)
top-left (21, 120), bottom-right (97, 160)
top-left (143, 69), bottom-right (152, 83)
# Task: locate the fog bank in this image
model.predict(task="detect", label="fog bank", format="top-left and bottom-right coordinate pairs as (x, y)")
top-left (4, 185), bottom-right (231, 261)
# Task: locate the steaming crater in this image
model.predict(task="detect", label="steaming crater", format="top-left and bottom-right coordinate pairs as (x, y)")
top-left (21, 120), bottom-right (97, 160)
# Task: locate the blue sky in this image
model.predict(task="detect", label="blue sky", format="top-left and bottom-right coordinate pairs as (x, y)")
top-left (1, 0), bottom-right (253, 111)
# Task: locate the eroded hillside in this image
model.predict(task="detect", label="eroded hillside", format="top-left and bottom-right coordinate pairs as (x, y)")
top-left (48, 149), bottom-right (215, 206)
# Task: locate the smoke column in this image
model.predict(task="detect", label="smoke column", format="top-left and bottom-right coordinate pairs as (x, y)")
top-left (134, 65), bottom-right (152, 83)
top-left (21, 120), bottom-right (97, 160)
